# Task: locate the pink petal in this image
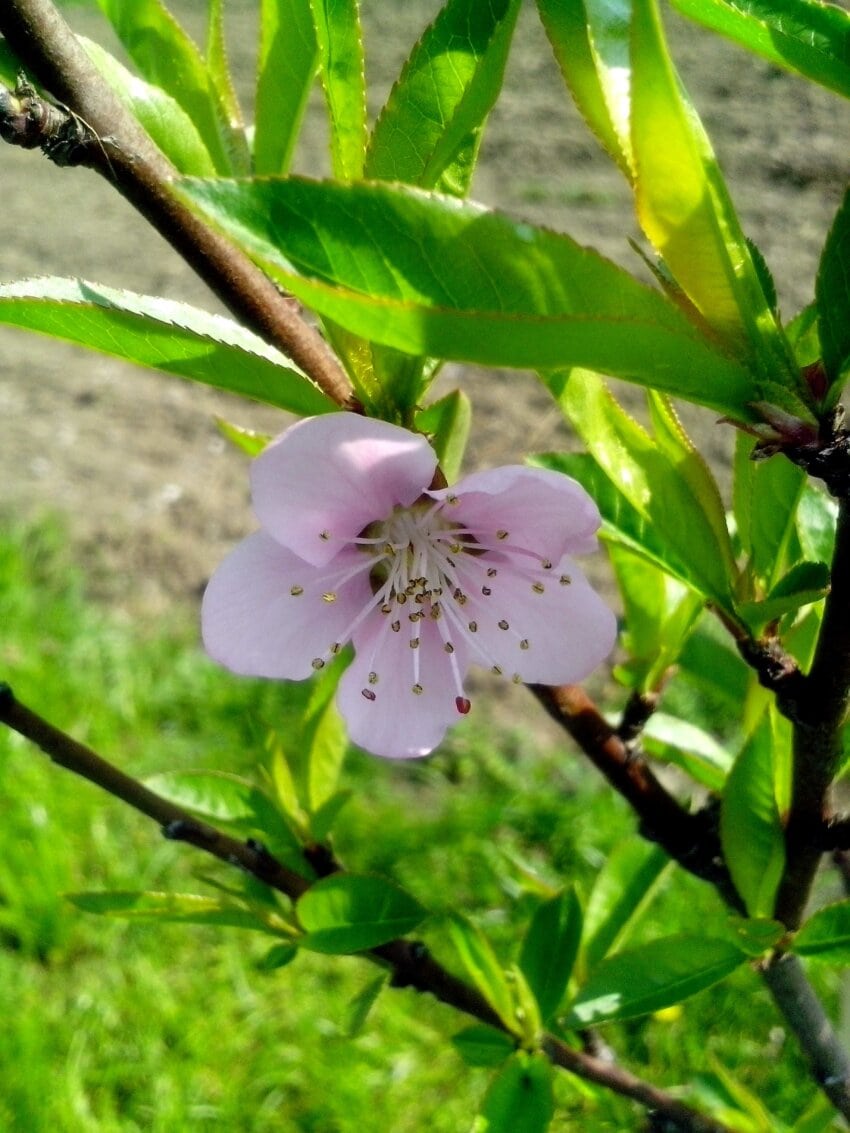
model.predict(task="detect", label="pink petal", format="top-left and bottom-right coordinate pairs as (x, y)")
top-left (252, 415), bottom-right (437, 566)
top-left (451, 554), bottom-right (617, 684)
top-left (202, 531), bottom-right (373, 678)
top-left (337, 614), bottom-right (472, 759)
top-left (435, 465), bottom-right (602, 559)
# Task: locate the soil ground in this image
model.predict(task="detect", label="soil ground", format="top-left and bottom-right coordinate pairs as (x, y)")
top-left (1, 0), bottom-right (848, 619)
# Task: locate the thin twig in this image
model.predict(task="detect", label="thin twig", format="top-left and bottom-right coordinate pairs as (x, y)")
top-left (0, 683), bottom-right (732, 1133)
top-left (0, 0), bottom-right (354, 409)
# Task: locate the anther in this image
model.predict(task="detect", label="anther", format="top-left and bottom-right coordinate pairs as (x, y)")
top-left (311, 658), bottom-right (325, 670)
top-left (498, 619), bottom-right (509, 630)
top-left (412, 683), bottom-right (424, 695)
top-left (391, 620), bottom-right (401, 632)
top-left (361, 688), bottom-right (377, 701)
top-left (559, 574), bottom-right (572, 586)
top-left (520, 639), bottom-right (530, 650)
top-left (482, 586), bottom-right (492, 596)
top-left (496, 529), bottom-right (509, 540)
top-left (532, 582), bottom-right (545, 594)
top-left (320, 531), bottom-right (331, 541)
top-left (486, 568), bottom-right (497, 577)
top-left (368, 671), bottom-right (379, 685)
top-left (444, 642), bottom-right (454, 654)
top-left (290, 584), bottom-right (304, 596)
top-left (456, 697), bottom-right (471, 715)
top-left (468, 620), bottom-right (478, 632)
top-left (409, 637), bottom-right (420, 649)
top-left (322, 592), bottom-right (337, 603)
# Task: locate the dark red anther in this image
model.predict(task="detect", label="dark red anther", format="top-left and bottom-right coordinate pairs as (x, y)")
top-left (455, 696), bottom-right (471, 715)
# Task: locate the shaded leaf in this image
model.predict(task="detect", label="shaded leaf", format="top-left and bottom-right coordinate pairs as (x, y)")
top-left (518, 889), bottom-right (582, 1024)
top-left (792, 899), bottom-right (850, 963)
top-left (0, 277), bottom-right (333, 416)
top-left (447, 913), bottom-right (515, 1030)
top-left (452, 1024), bottom-right (515, 1068)
top-left (68, 890), bottom-right (279, 932)
top-left (343, 974), bottom-right (387, 1036)
top-left (816, 187), bottom-right (850, 403)
top-left (643, 712), bottom-right (733, 792)
top-left (415, 389), bottom-right (471, 483)
top-left (477, 1053), bottom-right (554, 1133)
top-left (583, 839), bottom-right (670, 970)
top-left (256, 941), bottom-right (299, 970)
top-left (733, 432), bottom-right (806, 589)
top-left (297, 874), bottom-right (425, 953)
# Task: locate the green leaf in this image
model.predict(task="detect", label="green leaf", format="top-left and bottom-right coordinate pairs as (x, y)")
top-left (343, 974), bottom-right (387, 1036)
top-left (477, 1053), bottom-right (554, 1133)
top-left (792, 899), bottom-right (850, 963)
top-left (797, 484), bottom-right (837, 565)
top-left (721, 711), bottom-right (787, 917)
top-left (567, 935), bottom-right (746, 1025)
top-left (537, 0), bottom-right (632, 175)
top-left (669, 0), bottom-right (850, 101)
top-left (305, 695), bottom-right (348, 814)
top-left (630, 0), bottom-right (793, 381)
top-left (215, 418), bottom-right (272, 458)
top-left (256, 941), bottom-right (299, 970)
top-left (677, 619), bottom-right (750, 714)
top-left (643, 712), bottom-right (733, 792)
top-left (736, 560), bottom-right (830, 631)
top-left (68, 891), bottom-right (278, 932)
top-left (297, 874), bottom-right (426, 953)
top-left (0, 39), bottom-right (24, 87)
top-left (180, 177), bottom-right (761, 421)
top-left (518, 889), bottom-right (582, 1024)
top-left (447, 913), bottom-right (516, 1030)
top-left (550, 370), bottom-right (738, 611)
top-left (816, 187), bottom-right (850, 402)
top-left (582, 839), bottom-right (670, 970)
top-left (80, 38), bottom-right (216, 175)
top-left (366, 0), bottom-right (520, 196)
top-left (725, 916), bottom-right (785, 958)
top-left (309, 789), bottom-right (352, 843)
top-left (205, 0), bottom-right (250, 174)
top-left (733, 433), bottom-right (806, 589)
top-left (310, 0), bottom-right (367, 180)
top-left (415, 389), bottom-right (471, 483)
top-left (95, 0), bottom-right (232, 172)
top-left (0, 277), bottom-right (334, 416)
top-left (255, 0), bottom-right (318, 175)
top-left (452, 1024), bottom-right (515, 1068)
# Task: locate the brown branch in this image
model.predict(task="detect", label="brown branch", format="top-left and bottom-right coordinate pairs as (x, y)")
top-left (0, 0), bottom-right (354, 409)
top-left (530, 683), bottom-right (741, 909)
top-left (0, 682), bottom-right (732, 1133)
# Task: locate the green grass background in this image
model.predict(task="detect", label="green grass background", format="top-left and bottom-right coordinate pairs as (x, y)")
top-left (0, 517), bottom-right (835, 1130)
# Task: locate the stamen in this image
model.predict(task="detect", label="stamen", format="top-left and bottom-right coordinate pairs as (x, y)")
top-left (532, 582), bottom-right (545, 594)
top-left (322, 592), bottom-right (337, 603)
top-left (409, 638), bottom-right (420, 649)
top-left (361, 688), bottom-right (376, 701)
top-left (520, 639), bottom-right (530, 651)
top-left (481, 586), bottom-right (492, 596)
top-left (560, 574), bottom-right (572, 586)
top-left (320, 531), bottom-right (331, 541)
top-left (456, 697), bottom-right (471, 715)
top-left (290, 585), bottom-right (304, 597)
top-left (498, 620), bottom-right (509, 631)
top-left (412, 683), bottom-right (424, 695)
top-left (368, 671), bottom-right (379, 685)
top-left (311, 658), bottom-right (325, 670)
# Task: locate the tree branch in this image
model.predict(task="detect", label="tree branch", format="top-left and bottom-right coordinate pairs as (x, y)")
top-left (0, 0), bottom-right (354, 409)
top-left (530, 683), bottom-right (741, 909)
top-left (0, 682), bottom-right (732, 1133)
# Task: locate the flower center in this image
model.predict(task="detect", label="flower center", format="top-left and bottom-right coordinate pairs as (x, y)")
top-left (361, 497), bottom-right (469, 605)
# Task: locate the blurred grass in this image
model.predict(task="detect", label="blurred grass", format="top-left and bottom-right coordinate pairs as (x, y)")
top-left (0, 515), bottom-right (833, 1130)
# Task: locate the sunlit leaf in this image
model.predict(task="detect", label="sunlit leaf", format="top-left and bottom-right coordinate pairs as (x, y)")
top-left (366, 0), bottom-right (520, 195)
top-left (669, 0), bottom-right (850, 101)
top-left (721, 711), bottom-right (786, 917)
top-left (519, 889), bottom-right (582, 1023)
top-left (792, 899), bottom-right (850, 963)
top-left (447, 914), bottom-right (516, 1030)
top-left (582, 839), bottom-right (670, 970)
top-left (297, 874), bottom-right (425, 953)
top-left (643, 712), bottom-right (733, 792)
top-left (81, 38), bottom-right (216, 175)
top-left (255, 0), bottom-right (318, 174)
top-left (733, 433), bottom-right (806, 590)
top-left (477, 1053), bottom-right (554, 1133)
top-left (816, 187), bottom-right (850, 405)
top-left (68, 890), bottom-right (282, 933)
top-left (568, 935), bottom-right (746, 1025)
top-left (0, 277), bottom-right (333, 416)
top-left (310, 0), bottom-right (366, 180)
top-left (415, 389), bottom-right (471, 483)
top-left (180, 176), bottom-right (762, 420)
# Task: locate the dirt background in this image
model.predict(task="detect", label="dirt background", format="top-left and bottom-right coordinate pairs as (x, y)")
top-left (1, 0), bottom-right (848, 621)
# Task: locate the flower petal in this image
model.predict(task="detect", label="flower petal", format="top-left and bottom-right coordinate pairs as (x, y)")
top-left (252, 414), bottom-right (437, 566)
top-left (451, 554), bottom-right (617, 684)
top-left (436, 465), bottom-right (602, 559)
top-left (338, 613), bottom-right (472, 759)
top-left (202, 531), bottom-right (373, 678)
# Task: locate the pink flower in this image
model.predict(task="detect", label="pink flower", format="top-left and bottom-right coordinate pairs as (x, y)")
top-left (202, 414), bottom-right (616, 759)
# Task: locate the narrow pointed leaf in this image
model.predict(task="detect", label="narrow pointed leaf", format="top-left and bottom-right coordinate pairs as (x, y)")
top-left (81, 38), bottom-right (215, 175)
top-left (181, 177), bottom-right (761, 421)
top-left (95, 0), bottom-right (232, 172)
top-left (733, 433), bottom-right (806, 589)
top-left (631, 0), bottom-right (792, 382)
top-left (366, 0), bottom-right (521, 195)
top-left (478, 1053), bottom-right (554, 1133)
top-left (816, 187), bottom-right (850, 402)
top-left (552, 370), bottom-right (738, 610)
top-left (721, 712), bottom-right (786, 917)
top-left (568, 935), bottom-right (746, 1025)
top-left (736, 560), bottom-right (829, 631)
top-left (537, 0), bottom-right (631, 174)
top-left (669, 0), bottom-right (850, 100)
top-left (206, 0), bottom-right (251, 173)
top-left (452, 1024), bottom-right (515, 1068)
top-left (447, 914), bottom-right (516, 1029)
top-left (297, 874), bottom-right (425, 953)
top-left (310, 0), bottom-right (367, 180)
top-left (255, 0), bottom-right (318, 174)
top-left (583, 839), bottom-right (670, 970)
top-left (519, 889), bottom-right (582, 1023)
top-left (0, 277), bottom-right (333, 416)
top-left (415, 389), bottom-right (471, 483)
top-left (68, 891), bottom-right (278, 932)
